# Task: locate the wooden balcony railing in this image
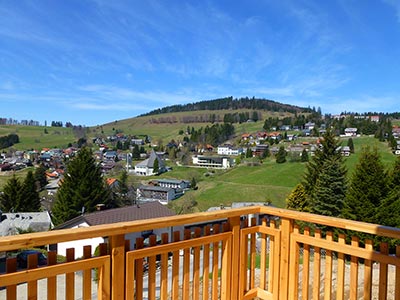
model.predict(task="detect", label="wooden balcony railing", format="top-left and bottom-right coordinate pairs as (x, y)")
top-left (1, 206), bottom-right (400, 299)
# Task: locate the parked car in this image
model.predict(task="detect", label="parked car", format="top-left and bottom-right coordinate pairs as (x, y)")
top-left (16, 250), bottom-right (47, 268)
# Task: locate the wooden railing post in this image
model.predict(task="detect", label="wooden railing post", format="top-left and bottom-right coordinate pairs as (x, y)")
top-left (279, 217), bottom-right (293, 300)
top-left (228, 215), bottom-right (241, 300)
top-left (110, 234), bottom-right (126, 300)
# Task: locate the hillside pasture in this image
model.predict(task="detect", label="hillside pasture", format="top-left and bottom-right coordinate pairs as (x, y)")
top-left (0, 125), bottom-right (76, 150)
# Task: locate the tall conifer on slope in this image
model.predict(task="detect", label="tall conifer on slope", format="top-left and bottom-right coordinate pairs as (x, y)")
top-left (19, 170), bottom-right (41, 212)
top-left (302, 128), bottom-right (345, 216)
top-left (0, 174), bottom-right (22, 212)
top-left (343, 146), bottom-right (388, 224)
top-left (376, 156), bottom-right (400, 228)
top-left (52, 147), bottom-right (110, 225)
top-left (311, 156), bottom-right (347, 217)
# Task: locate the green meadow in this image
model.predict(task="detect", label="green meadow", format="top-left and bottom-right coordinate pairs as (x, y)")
top-left (0, 125), bottom-right (76, 150)
top-left (164, 135), bottom-right (397, 211)
top-left (0, 120), bottom-right (397, 212)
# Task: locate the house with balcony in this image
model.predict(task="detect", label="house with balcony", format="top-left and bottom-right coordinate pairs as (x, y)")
top-left (192, 155), bottom-right (233, 169)
top-left (344, 127), bottom-right (358, 136)
top-left (136, 185), bottom-right (176, 205)
top-left (154, 178), bottom-right (191, 190)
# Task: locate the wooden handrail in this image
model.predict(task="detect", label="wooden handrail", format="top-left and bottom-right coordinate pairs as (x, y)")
top-left (2, 206), bottom-right (400, 252)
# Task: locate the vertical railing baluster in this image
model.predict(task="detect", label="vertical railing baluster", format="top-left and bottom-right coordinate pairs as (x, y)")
top-left (228, 215), bottom-right (241, 300)
top-left (160, 232), bottom-right (169, 300)
top-left (337, 234), bottom-right (346, 300)
top-left (364, 239), bottom-right (373, 300)
top-left (171, 231), bottom-right (180, 299)
top-left (202, 225), bottom-right (211, 300)
top-left (110, 234), bottom-right (126, 300)
top-left (279, 217), bottom-right (294, 300)
top-left (379, 242), bottom-right (389, 300)
top-left (312, 230), bottom-right (321, 300)
top-left (350, 236), bottom-right (359, 300)
top-left (302, 227), bottom-right (311, 300)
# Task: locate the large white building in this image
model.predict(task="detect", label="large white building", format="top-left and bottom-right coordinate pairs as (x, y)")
top-left (192, 155), bottom-right (233, 169)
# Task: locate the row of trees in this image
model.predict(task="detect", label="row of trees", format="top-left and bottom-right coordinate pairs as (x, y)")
top-left (0, 166), bottom-right (47, 212)
top-left (286, 129), bottom-right (400, 239)
top-left (184, 123), bottom-right (235, 147)
top-left (143, 96), bottom-right (310, 116)
top-left (0, 134), bottom-right (19, 149)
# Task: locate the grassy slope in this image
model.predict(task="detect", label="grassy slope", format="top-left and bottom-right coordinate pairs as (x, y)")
top-left (165, 135), bottom-right (397, 211)
top-left (0, 112), bottom-right (398, 213)
top-left (0, 125), bottom-right (76, 150)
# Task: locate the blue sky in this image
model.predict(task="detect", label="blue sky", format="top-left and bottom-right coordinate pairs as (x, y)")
top-left (1, 0), bottom-right (400, 126)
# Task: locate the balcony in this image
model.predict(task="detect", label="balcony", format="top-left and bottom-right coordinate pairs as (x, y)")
top-left (1, 206), bottom-right (400, 299)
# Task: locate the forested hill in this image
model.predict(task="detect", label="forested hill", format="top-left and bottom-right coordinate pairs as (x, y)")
top-left (141, 96), bottom-right (311, 116)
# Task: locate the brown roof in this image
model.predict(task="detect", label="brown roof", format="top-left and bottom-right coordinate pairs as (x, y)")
top-left (54, 202), bottom-right (176, 229)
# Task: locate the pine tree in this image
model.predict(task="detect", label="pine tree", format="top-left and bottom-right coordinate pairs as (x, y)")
top-left (343, 146), bottom-right (388, 224)
top-left (377, 156), bottom-right (400, 228)
top-left (310, 156), bottom-right (347, 217)
top-left (275, 146), bottom-right (286, 163)
top-left (52, 147), bottom-right (110, 225)
top-left (191, 177), bottom-right (197, 189)
top-left (19, 170), bottom-right (41, 212)
top-left (302, 128), bottom-right (342, 198)
top-left (34, 164), bottom-right (48, 189)
top-left (301, 149), bottom-right (309, 162)
top-left (0, 174), bottom-right (22, 212)
top-left (153, 157), bottom-right (159, 174)
top-left (245, 148), bottom-right (253, 158)
top-left (132, 144), bottom-right (141, 159)
top-left (347, 138), bottom-right (355, 153)
top-left (286, 184), bottom-right (308, 212)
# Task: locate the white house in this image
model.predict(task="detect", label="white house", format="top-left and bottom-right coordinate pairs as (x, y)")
top-left (134, 150), bottom-right (165, 176)
top-left (217, 145), bottom-right (243, 156)
top-left (192, 155), bottom-right (233, 169)
top-left (136, 185), bottom-right (176, 205)
top-left (155, 179), bottom-right (191, 190)
top-left (344, 128), bottom-right (358, 136)
top-left (52, 202), bottom-right (178, 258)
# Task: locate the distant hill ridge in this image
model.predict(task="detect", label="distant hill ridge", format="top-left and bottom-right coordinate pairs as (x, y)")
top-left (141, 96), bottom-right (311, 116)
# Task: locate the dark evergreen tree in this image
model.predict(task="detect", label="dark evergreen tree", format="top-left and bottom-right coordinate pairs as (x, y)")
top-left (275, 146), bottom-right (287, 163)
top-left (132, 144), bottom-right (141, 159)
top-left (343, 146), bottom-right (388, 224)
top-left (153, 158), bottom-right (159, 174)
top-left (0, 174), bottom-right (22, 212)
top-left (191, 177), bottom-right (197, 189)
top-left (52, 147), bottom-right (110, 225)
top-left (34, 165), bottom-right (48, 189)
top-left (376, 156), bottom-right (400, 229)
top-left (286, 184), bottom-right (308, 212)
top-left (118, 170), bottom-right (130, 206)
top-left (302, 129), bottom-right (342, 199)
top-left (245, 148), bottom-right (253, 158)
top-left (301, 149), bottom-right (309, 162)
top-left (19, 170), bottom-right (41, 212)
top-left (347, 138), bottom-right (355, 153)
top-left (310, 156), bottom-right (347, 217)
